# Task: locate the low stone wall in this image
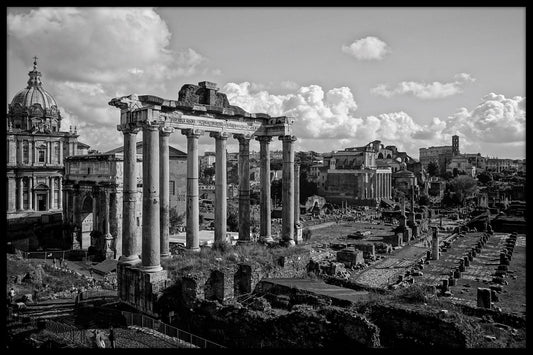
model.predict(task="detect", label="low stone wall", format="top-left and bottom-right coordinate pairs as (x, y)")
top-left (185, 300), bottom-right (380, 348)
top-left (367, 303), bottom-right (479, 348)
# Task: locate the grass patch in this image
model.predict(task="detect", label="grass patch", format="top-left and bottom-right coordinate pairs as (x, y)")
top-left (163, 242), bottom-right (309, 279)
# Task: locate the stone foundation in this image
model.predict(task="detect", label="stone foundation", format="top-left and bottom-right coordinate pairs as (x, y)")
top-left (117, 262), bottom-right (170, 317)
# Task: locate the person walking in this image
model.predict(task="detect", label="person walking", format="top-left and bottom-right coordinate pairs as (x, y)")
top-left (109, 325), bottom-right (116, 348)
top-left (9, 288), bottom-right (15, 304)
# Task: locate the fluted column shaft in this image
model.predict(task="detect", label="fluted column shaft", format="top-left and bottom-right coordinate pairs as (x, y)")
top-left (119, 128), bottom-right (140, 264)
top-left (58, 177), bottom-right (63, 209)
top-left (29, 177), bottom-right (33, 210)
top-left (142, 124), bottom-right (162, 271)
top-left (294, 163), bottom-right (300, 224)
top-left (257, 136), bottom-right (272, 240)
top-left (183, 129), bottom-right (203, 251)
top-left (212, 132), bottom-right (229, 243)
top-left (159, 127), bottom-right (173, 258)
top-left (280, 135), bottom-right (296, 246)
top-left (50, 176), bottom-right (55, 209)
top-left (8, 177), bottom-right (16, 212)
top-left (236, 134), bottom-right (252, 242)
top-left (17, 177), bottom-right (23, 210)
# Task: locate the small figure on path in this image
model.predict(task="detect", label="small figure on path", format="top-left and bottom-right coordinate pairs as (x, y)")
top-left (109, 325), bottom-right (116, 348)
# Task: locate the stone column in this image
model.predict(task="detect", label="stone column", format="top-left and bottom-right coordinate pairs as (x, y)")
top-left (28, 141), bottom-right (33, 165)
top-left (183, 129), bottom-right (203, 251)
top-left (410, 184), bottom-right (416, 224)
top-left (92, 190), bottom-right (98, 233)
top-left (59, 140), bottom-right (63, 165)
top-left (58, 177), bottom-right (63, 209)
top-left (17, 177), bottom-right (23, 210)
top-left (432, 227), bottom-right (439, 260)
top-left (235, 134), bottom-right (252, 242)
top-left (50, 177), bottom-right (55, 210)
top-left (103, 190), bottom-right (113, 258)
top-left (7, 176), bottom-right (16, 212)
top-left (141, 123), bottom-right (162, 271)
top-left (47, 142), bottom-right (51, 164)
top-left (256, 136), bottom-right (272, 241)
top-left (294, 163), bottom-right (300, 224)
top-left (29, 177), bottom-right (33, 210)
top-left (211, 132), bottom-right (229, 243)
top-left (119, 127), bottom-right (141, 264)
top-left (280, 135), bottom-right (296, 246)
top-left (159, 126), bottom-right (174, 258)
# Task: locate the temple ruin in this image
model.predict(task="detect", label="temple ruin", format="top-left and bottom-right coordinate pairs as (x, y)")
top-left (108, 82), bottom-right (298, 303)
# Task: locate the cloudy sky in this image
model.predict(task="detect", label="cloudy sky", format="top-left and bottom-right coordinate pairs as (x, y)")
top-left (7, 7), bottom-right (526, 159)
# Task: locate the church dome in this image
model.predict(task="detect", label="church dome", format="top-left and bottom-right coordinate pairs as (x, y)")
top-left (9, 57), bottom-right (58, 112)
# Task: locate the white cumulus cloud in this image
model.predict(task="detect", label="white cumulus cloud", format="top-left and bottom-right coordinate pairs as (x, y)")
top-left (370, 73), bottom-right (476, 99)
top-left (8, 7), bottom-right (216, 151)
top-left (341, 36), bottom-right (390, 61)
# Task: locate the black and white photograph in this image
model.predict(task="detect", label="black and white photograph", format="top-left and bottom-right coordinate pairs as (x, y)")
top-left (4, 6), bottom-right (526, 349)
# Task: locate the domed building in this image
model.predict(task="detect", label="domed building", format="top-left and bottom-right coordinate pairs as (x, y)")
top-left (6, 57), bottom-right (90, 214)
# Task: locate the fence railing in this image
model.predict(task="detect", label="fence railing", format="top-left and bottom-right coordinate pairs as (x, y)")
top-left (121, 311), bottom-right (225, 349)
top-left (16, 249), bottom-right (88, 261)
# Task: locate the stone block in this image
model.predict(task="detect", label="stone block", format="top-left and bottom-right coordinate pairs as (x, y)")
top-left (348, 242), bottom-right (376, 259)
top-left (336, 248), bottom-right (364, 268)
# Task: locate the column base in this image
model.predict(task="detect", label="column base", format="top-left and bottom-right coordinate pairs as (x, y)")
top-left (141, 265), bottom-right (164, 273)
top-left (160, 253), bottom-right (171, 259)
top-left (119, 255), bottom-right (142, 266)
top-left (236, 240), bottom-right (253, 246)
top-left (186, 247), bottom-right (201, 252)
top-left (280, 239), bottom-right (296, 247)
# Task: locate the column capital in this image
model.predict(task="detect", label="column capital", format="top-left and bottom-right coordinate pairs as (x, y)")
top-left (210, 131), bottom-right (230, 140)
top-left (233, 133), bottom-right (254, 142)
top-left (181, 128), bottom-right (204, 138)
top-left (159, 125), bottom-right (174, 136)
top-left (118, 124), bottom-right (141, 135)
top-left (255, 136), bottom-right (273, 143)
top-left (279, 135), bottom-right (297, 143)
top-left (143, 120), bottom-right (160, 131)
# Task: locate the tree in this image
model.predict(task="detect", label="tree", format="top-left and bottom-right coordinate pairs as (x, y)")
top-left (418, 195), bottom-right (430, 206)
top-left (449, 175), bottom-right (478, 206)
top-left (477, 171), bottom-right (493, 185)
top-left (427, 161), bottom-right (439, 177)
top-left (271, 179), bottom-right (282, 206)
top-left (227, 210), bottom-right (239, 232)
top-left (169, 207), bottom-right (184, 234)
top-left (202, 167), bottom-right (215, 183)
top-left (299, 170), bottom-right (318, 204)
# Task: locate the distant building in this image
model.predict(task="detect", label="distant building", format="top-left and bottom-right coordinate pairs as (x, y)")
top-left (317, 144), bottom-right (392, 206)
top-left (63, 142), bottom-right (187, 259)
top-left (419, 135), bottom-right (459, 174)
top-left (6, 58), bottom-right (88, 215)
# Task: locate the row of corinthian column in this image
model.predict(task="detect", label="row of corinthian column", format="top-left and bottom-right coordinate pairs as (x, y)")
top-left (119, 122), bottom-right (298, 272)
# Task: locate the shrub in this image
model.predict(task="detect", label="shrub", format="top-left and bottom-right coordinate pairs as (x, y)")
top-left (393, 284), bottom-right (427, 304)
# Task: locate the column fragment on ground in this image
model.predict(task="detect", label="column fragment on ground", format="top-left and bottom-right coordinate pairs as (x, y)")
top-left (183, 129), bottom-right (203, 251)
top-left (159, 126), bottom-right (174, 258)
top-left (257, 136), bottom-right (272, 241)
top-left (119, 127), bottom-right (141, 265)
top-left (211, 132), bottom-right (229, 243)
top-left (280, 135), bottom-right (296, 246)
top-left (235, 134), bottom-right (252, 242)
top-left (142, 122), bottom-right (162, 271)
